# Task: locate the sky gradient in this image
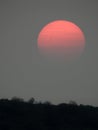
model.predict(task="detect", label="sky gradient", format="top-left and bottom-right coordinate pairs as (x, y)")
top-left (0, 0), bottom-right (98, 106)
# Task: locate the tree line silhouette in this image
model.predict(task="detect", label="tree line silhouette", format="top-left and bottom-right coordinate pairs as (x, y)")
top-left (0, 97), bottom-right (98, 130)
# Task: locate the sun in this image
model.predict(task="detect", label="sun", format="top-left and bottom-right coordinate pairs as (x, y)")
top-left (37, 20), bottom-right (85, 60)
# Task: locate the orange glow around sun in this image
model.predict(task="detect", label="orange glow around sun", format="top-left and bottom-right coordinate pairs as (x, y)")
top-left (37, 20), bottom-right (85, 60)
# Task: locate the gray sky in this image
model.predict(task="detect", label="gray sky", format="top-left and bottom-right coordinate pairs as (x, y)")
top-left (0, 0), bottom-right (98, 106)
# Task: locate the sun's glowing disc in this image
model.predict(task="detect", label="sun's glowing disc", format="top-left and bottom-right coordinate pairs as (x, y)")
top-left (37, 20), bottom-right (85, 60)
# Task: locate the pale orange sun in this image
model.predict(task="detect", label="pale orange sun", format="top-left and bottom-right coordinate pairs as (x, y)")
top-left (37, 20), bottom-right (85, 60)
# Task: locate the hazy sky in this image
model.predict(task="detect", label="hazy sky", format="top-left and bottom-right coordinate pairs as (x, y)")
top-left (0, 0), bottom-right (98, 106)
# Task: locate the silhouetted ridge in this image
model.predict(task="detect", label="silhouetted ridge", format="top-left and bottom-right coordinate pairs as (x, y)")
top-left (0, 98), bottom-right (98, 130)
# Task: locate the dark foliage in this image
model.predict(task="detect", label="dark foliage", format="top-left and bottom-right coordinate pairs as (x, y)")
top-left (0, 99), bottom-right (98, 130)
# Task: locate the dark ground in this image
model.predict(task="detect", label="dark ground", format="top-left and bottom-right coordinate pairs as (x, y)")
top-left (0, 98), bottom-right (98, 130)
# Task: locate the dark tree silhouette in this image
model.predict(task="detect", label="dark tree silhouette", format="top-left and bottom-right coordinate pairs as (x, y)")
top-left (0, 98), bottom-right (98, 130)
top-left (11, 97), bottom-right (24, 102)
top-left (69, 100), bottom-right (78, 105)
top-left (28, 97), bottom-right (35, 104)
